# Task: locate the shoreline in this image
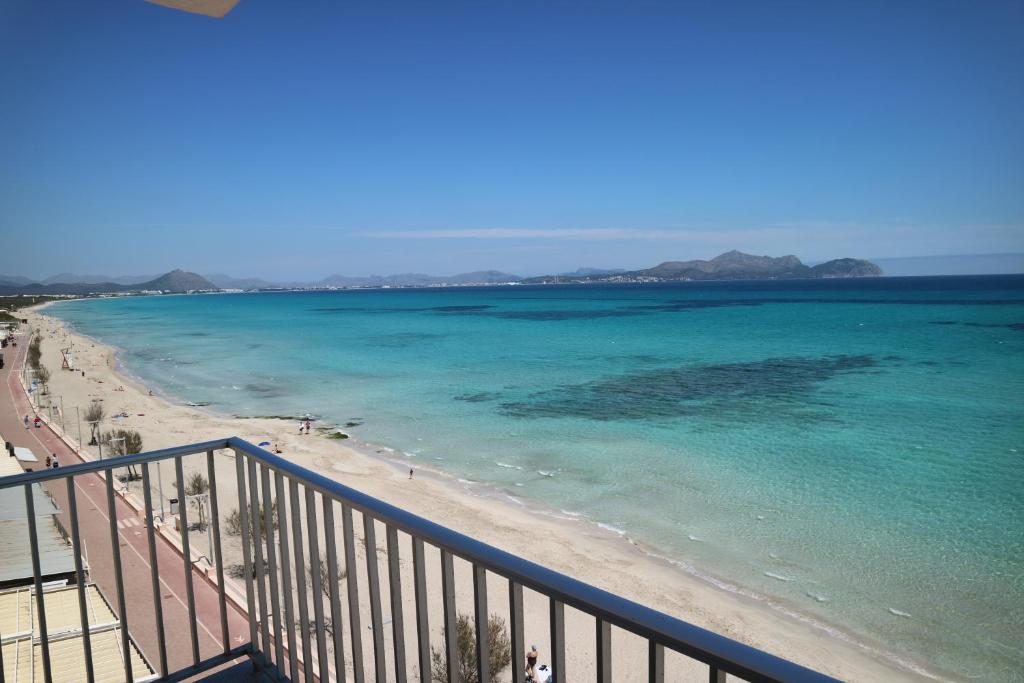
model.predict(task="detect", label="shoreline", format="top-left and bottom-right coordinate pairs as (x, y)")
top-left (28, 302), bottom-right (939, 682)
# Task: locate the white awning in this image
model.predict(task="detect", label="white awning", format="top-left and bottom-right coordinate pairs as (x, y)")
top-left (12, 447), bottom-right (37, 463)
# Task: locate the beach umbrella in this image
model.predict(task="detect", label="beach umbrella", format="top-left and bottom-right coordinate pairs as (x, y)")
top-left (145, 0), bottom-right (240, 18)
top-left (258, 441), bottom-right (271, 447)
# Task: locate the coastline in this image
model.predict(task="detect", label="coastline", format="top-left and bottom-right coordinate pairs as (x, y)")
top-left (26, 303), bottom-right (937, 682)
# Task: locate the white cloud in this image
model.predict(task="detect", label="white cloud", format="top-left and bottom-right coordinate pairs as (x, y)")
top-left (356, 227), bottom-right (805, 242)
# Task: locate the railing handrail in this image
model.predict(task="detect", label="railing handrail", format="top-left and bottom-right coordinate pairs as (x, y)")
top-left (1, 437), bottom-right (838, 682)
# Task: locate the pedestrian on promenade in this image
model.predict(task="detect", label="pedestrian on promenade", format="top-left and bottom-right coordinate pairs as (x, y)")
top-left (23, 414), bottom-right (29, 429)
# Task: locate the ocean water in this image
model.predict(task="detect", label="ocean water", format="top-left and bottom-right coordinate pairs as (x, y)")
top-left (48, 276), bottom-right (1024, 680)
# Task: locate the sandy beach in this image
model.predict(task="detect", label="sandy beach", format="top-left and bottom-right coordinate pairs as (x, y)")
top-left (22, 304), bottom-right (932, 682)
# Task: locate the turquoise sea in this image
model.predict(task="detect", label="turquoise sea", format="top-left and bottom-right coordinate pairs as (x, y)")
top-left (49, 276), bottom-right (1024, 680)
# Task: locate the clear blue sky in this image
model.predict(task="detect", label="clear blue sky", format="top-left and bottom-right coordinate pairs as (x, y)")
top-left (1, 0), bottom-right (1022, 279)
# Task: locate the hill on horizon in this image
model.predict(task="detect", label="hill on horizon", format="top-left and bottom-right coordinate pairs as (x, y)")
top-left (0, 269), bottom-right (216, 295)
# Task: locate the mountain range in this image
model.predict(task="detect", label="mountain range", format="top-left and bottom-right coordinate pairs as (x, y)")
top-left (522, 251), bottom-right (882, 283)
top-left (0, 252), bottom-right (882, 295)
top-left (0, 270), bottom-right (217, 295)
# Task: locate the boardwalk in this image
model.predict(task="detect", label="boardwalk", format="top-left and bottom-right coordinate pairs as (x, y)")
top-left (0, 329), bottom-right (255, 679)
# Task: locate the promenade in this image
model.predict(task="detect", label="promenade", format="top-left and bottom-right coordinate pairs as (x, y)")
top-left (0, 328), bottom-right (256, 680)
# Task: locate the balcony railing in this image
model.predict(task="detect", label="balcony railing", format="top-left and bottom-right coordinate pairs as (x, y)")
top-left (0, 437), bottom-right (839, 682)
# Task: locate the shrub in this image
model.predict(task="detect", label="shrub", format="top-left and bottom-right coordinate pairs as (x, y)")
top-left (430, 612), bottom-right (511, 683)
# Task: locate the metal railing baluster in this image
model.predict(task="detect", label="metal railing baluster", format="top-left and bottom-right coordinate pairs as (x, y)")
top-left (323, 497), bottom-right (347, 682)
top-left (709, 665), bottom-right (726, 682)
top-left (305, 488), bottom-right (330, 683)
top-left (289, 479), bottom-right (314, 683)
top-left (342, 503), bottom-right (365, 683)
top-left (247, 458), bottom-right (271, 664)
top-left (441, 550), bottom-right (458, 683)
top-left (550, 599), bottom-right (565, 683)
top-left (175, 455), bottom-right (201, 666)
top-left (474, 565), bottom-right (490, 683)
top-left (261, 465), bottom-right (284, 676)
top-left (207, 451), bottom-right (230, 654)
top-left (649, 642), bottom-right (664, 683)
top-left (509, 581), bottom-right (524, 683)
top-left (274, 471), bottom-right (300, 683)
top-left (363, 514), bottom-right (386, 682)
top-left (141, 465), bottom-right (167, 678)
top-left (66, 477), bottom-right (97, 683)
top-left (597, 618), bottom-right (611, 683)
top-left (105, 471), bottom-right (133, 683)
top-left (413, 537), bottom-right (431, 683)
top-left (386, 525), bottom-right (408, 683)
top-left (235, 452), bottom-right (259, 657)
top-left (25, 483), bottom-right (53, 683)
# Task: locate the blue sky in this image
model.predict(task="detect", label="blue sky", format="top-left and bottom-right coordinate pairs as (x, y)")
top-left (1, 0), bottom-right (1022, 279)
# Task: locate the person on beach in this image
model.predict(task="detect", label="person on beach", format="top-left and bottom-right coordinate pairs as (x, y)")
top-left (305, 418), bottom-right (312, 434)
top-left (409, 468), bottom-right (414, 480)
top-left (527, 645), bottom-right (539, 681)
top-left (299, 421), bottom-right (304, 435)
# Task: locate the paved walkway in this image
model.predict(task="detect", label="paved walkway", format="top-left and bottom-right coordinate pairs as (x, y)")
top-left (1, 330), bottom-right (255, 679)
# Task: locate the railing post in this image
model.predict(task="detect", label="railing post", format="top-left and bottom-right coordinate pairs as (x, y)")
top-left (105, 471), bottom-right (134, 683)
top-left (141, 464), bottom-right (168, 678)
top-left (343, 504), bottom-right (366, 683)
top-left (25, 484), bottom-right (54, 683)
top-left (597, 618), bottom-right (611, 683)
top-left (509, 582), bottom-right (524, 683)
top-left (387, 525), bottom-right (408, 683)
top-left (275, 471), bottom-right (300, 683)
top-left (67, 477), bottom-right (97, 683)
top-left (247, 458), bottom-right (271, 667)
top-left (289, 479), bottom-right (314, 683)
top-left (235, 452), bottom-right (259, 660)
top-left (305, 488), bottom-right (330, 683)
top-left (260, 465), bottom-right (285, 676)
top-left (709, 665), bottom-right (727, 683)
top-left (413, 538), bottom-right (431, 683)
top-left (474, 565), bottom-right (490, 683)
top-left (441, 550), bottom-right (458, 683)
top-left (550, 600), bottom-right (565, 683)
top-left (175, 455), bottom-right (201, 666)
top-left (207, 451), bottom-right (230, 654)
top-left (649, 642), bottom-right (664, 683)
top-left (322, 497), bottom-right (347, 683)
top-left (363, 514), bottom-right (386, 682)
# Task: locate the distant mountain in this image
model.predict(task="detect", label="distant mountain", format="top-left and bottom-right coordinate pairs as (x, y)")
top-left (559, 267), bottom-right (626, 277)
top-left (41, 273), bottom-right (157, 286)
top-left (0, 269), bottom-right (218, 295)
top-left (204, 273), bottom-right (287, 289)
top-left (318, 270), bottom-right (521, 288)
top-left (523, 251), bottom-right (882, 283)
top-left (0, 275), bottom-right (35, 287)
top-left (143, 270), bottom-right (217, 292)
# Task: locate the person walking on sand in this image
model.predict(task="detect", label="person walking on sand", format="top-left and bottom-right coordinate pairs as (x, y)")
top-left (304, 418), bottom-right (312, 434)
top-left (409, 468), bottom-right (414, 480)
top-left (299, 421), bottom-right (304, 435)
